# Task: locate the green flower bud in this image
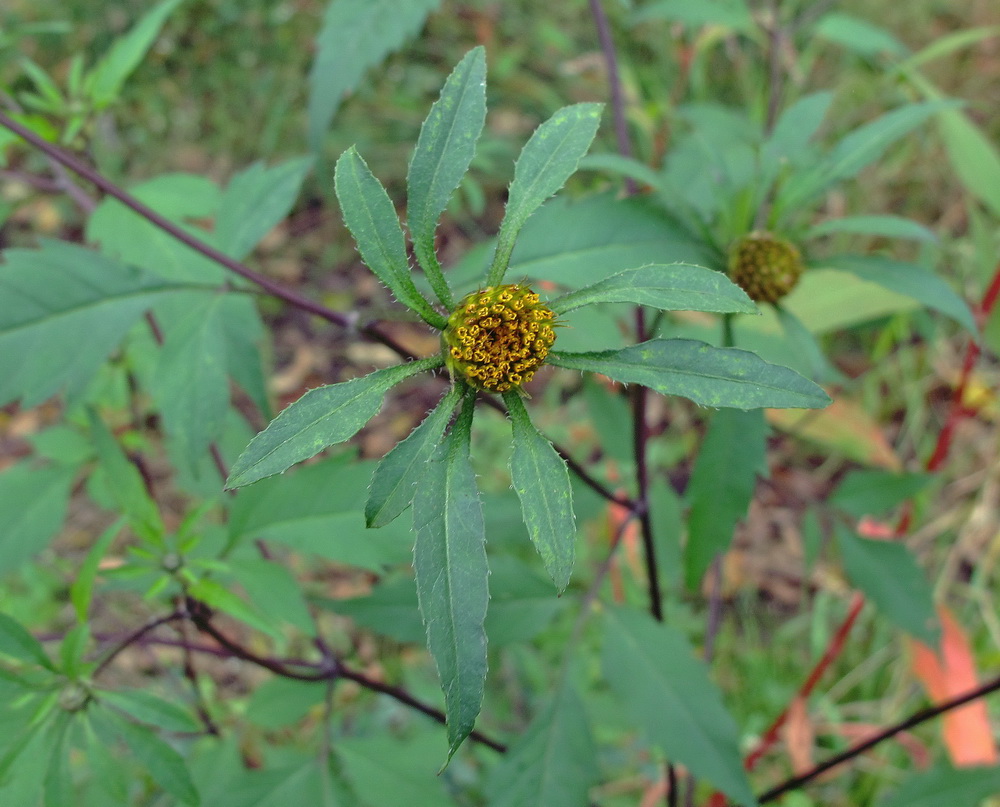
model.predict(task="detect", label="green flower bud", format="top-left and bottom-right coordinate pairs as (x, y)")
top-left (443, 284), bottom-right (557, 393)
top-left (727, 231), bottom-right (804, 304)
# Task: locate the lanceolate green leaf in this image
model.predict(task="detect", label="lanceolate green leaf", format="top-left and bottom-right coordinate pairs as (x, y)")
top-left (216, 157), bottom-right (314, 261)
top-left (486, 680), bottom-right (598, 807)
top-left (88, 0), bottom-right (186, 109)
top-left (503, 392), bottom-right (576, 591)
top-left (407, 46), bottom-right (487, 308)
top-left (807, 215), bottom-right (937, 242)
top-left (823, 255), bottom-right (977, 335)
top-left (548, 263), bottom-right (757, 316)
top-left (0, 613), bottom-right (55, 671)
top-left (335, 147), bottom-right (443, 325)
top-left (487, 103), bottom-right (604, 286)
top-left (90, 708), bottom-right (200, 805)
top-left (307, 0), bottom-right (442, 149)
top-left (550, 339), bottom-right (830, 409)
top-left (88, 410), bottom-right (165, 543)
top-left (879, 763), bottom-right (1000, 807)
top-left (603, 607), bottom-right (756, 807)
top-left (0, 239), bottom-right (210, 407)
top-left (366, 385), bottom-right (462, 527)
top-left (0, 464), bottom-right (75, 576)
top-left (835, 526), bottom-right (939, 645)
top-left (776, 100), bottom-right (954, 215)
top-left (70, 521), bottom-right (123, 623)
top-left (226, 357), bottom-right (442, 488)
top-left (685, 409), bottom-right (768, 590)
top-left (412, 390), bottom-right (488, 757)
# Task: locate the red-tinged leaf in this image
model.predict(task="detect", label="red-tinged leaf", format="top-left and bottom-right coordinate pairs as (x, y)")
top-left (766, 396), bottom-right (901, 470)
top-left (909, 606), bottom-right (999, 767)
top-left (783, 696), bottom-right (814, 776)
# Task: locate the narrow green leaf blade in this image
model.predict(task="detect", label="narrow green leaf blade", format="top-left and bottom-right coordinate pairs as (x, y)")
top-left (602, 607), bottom-right (756, 806)
top-left (0, 613), bottom-right (55, 670)
top-left (307, 0), bottom-right (441, 148)
top-left (70, 521), bottom-right (123, 623)
top-left (91, 709), bottom-right (200, 805)
top-left (549, 263), bottom-right (757, 315)
top-left (685, 409), bottom-right (767, 590)
top-left (504, 392), bottom-right (576, 591)
top-left (99, 689), bottom-right (202, 734)
top-left (412, 390), bottom-right (488, 757)
top-left (807, 214), bottom-right (938, 242)
top-left (216, 157), bottom-right (314, 261)
top-left (550, 339), bottom-right (830, 409)
top-left (778, 100), bottom-right (953, 213)
top-left (88, 0), bottom-right (185, 108)
top-left (488, 103), bottom-right (604, 284)
top-left (42, 714), bottom-right (73, 807)
top-left (407, 47), bottom-right (487, 287)
top-left (879, 763), bottom-right (1000, 807)
top-left (940, 109), bottom-right (1000, 217)
top-left (152, 295), bottom-right (230, 469)
top-left (0, 464), bottom-right (75, 575)
top-left (366, 385), bottom-right (462, 527)
top-left (88, 410), bottom-right (165, 541)
top-left (334, 147), bottom-right (441, 324)
top-left (823, 255), bottom-right (977, 335)
top-left (486, 681), bottom-right (598, 807)
top-left (835, 526), bottom-right (939, 645)
top-left (226, 358), bottom-right (441, 488)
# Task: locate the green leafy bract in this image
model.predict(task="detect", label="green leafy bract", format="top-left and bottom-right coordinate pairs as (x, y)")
top-left (685, 409), bottom-right (768, 590)
top-left (548, 263), bottom-right (757, 316)
top-left (487, 103), bottom-right (604, 285)
top-left (226, 357), bottom-right (441, 488)
top-left (503, 392), bottom-right (576, 591)
top-left (550, 339), bottom-right (831, 409)
top-left (486, 680), bottom-right (598, 807)
top-left (412, 390), bottom-right (488, 758)
top-left (407, 46), bottom-right (487, 307)
top-left (307, 0), bottom-right (442, 149)
top-left (366, 385), bottom-right (462, 527)
top-left (835, 526), bottom-right (939, 645)
top-left (335, 147), bottom-right (443, 325)
top-left (602, 607), bottom-right (756, 806)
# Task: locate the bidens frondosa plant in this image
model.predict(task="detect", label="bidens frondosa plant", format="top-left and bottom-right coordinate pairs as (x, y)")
top-left (225, 47), bottom-right (830, 757)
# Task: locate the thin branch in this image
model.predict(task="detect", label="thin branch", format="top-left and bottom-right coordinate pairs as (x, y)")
top-left (92, 610), bottom-right (183, 678)
top-left (0, 109), bottom-right (417, 360)
top-left (743, 592), bottom-right (866, 771)
top-left (588, 0), bottom-right (637, 195)
top-left (186, 601), bottom-right (507, 752)
top-left (339, 665), bottom-right (507, 753)
top-left (756, 672), bottom-right (1000, 803)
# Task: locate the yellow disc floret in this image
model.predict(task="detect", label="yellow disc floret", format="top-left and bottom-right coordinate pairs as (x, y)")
top-left (443, 284), bottom-right (557, 393)
top-left (727, 231), bottom-right (804, 304)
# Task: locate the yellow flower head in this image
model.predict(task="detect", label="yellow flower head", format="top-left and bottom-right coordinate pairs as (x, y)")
top-left (443, 284), bottom-right (557, 393)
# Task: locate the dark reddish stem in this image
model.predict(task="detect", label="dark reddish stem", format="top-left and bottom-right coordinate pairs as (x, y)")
top-left (0, 109), bottom-right (416, 360)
